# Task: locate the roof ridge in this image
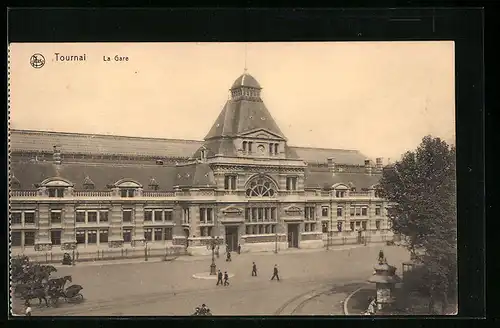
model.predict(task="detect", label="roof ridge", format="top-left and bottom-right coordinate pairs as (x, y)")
top-left (10, 129), bottom-right (204, 144)
top-left (288, 146), bottom-right (361, 153)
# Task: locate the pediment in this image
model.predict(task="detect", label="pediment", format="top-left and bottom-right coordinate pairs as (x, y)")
top-left (40, 177), bottom-right (74, 187)
top-left (221, 205), bottom-right (244, 218)
top-left (284, 205), bottom-right (303, 216)
top-left (114, 178), bottom-right (142, 188)
top-left (239, 129), bottom-right (285, 141)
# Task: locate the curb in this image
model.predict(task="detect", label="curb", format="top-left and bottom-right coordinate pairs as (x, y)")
top-left (192, 272), bottom-right (235, 280)
top-left (343, 286), bottom-right (365, 315)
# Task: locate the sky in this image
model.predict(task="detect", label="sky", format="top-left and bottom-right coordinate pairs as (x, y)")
top-left (9, 42), bottom-right (455, 162)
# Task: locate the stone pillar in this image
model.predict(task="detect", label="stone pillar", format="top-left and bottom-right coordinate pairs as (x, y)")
top-left (172, 205), bottom-right (186, 247)
top-left (132, 203), bottom-right (145, 247)
top-left (61, 203), bottom-right (76, 250)
top-left (108, 203), bottom-right (123, 248)
top-left (34, 203), bottom-right (52, 251)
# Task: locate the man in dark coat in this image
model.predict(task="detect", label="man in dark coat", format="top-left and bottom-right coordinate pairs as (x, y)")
top-left (252, 262), bottom-right (257, 276)
top-left (237, 244), bottom-right (241, 254)
top-left (216, 270), bottom-right (223, 286)
top-left (378, 250), bottom-right (385, 264)
top-left (271, 264), bottom-right (280, 281)
top-left (226, 251), bottom-right (232, 262)
top-left (223, 271), bottom-right (230, 286)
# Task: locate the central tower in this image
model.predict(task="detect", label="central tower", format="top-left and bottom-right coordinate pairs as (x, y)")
top-left (199, 72), bottom-right (289, 159)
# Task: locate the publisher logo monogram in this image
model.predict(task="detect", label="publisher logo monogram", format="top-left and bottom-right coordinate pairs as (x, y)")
top-left (30, 53), bottom-right (45, 69)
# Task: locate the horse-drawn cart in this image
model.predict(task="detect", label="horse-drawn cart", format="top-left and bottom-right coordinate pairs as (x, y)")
top-left (50, 284), bottom-right (84, 306)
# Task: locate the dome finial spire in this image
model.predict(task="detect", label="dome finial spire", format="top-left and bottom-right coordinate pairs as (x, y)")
top-left (244, 43), bottom-right (248, 73)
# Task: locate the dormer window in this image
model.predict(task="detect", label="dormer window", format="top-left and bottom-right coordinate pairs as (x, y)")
top-left (200, 148), bottom-right (207, 160)
top-left (83, 176), bottom-right (95, 190)
top-left (248, 142), bottom-right (253, 153)
top-left (148, 178), bottom-right (159, 191)
top-left (48, 188), bottom-right (65, 198)
top-left (120, 189), bottom-right (135, 198)
top-left (11, 176), bottom-right (21, 190)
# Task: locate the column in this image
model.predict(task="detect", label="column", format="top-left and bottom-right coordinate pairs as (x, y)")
top-left (108, 203), bottom-right (123, 248)
top-left (35, 203), bottom-right (52, 251)
top-left (61, 203), bottom-right (77, 250)
top-left (132, 203), bottom-right (145, 247)
top-left (172, 205), bottom-right (186, 247)
top-left (188, 205), bottom-right (200, 247)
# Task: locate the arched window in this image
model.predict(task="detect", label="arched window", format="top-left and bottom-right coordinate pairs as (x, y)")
top-left (245, 175), bottom-right (277, 197)
top-left (242, 141), bottom-right (247, 151)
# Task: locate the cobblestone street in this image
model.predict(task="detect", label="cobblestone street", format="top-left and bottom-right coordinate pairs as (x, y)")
top-left (21, 245), bottom-right (409, 316)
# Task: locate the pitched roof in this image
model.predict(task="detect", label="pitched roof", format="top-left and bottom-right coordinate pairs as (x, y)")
top-left (304, 170), bottom-right (381, 189)
top-left (204, 100), bottom-right (286, 140)
top-left (10, 130), bottom-right (203, 158)
top-left (10, 130), bottom-right (370, 166)
top-left (10, 162), bottom-right (180, 191)
top-left (291, 147), bottom-right (368, 166)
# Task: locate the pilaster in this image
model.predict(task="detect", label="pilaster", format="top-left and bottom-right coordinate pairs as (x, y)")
top-left (132, 202), bottom-right (145, 247)
top-left (108, 203), bottom-right (123, 248)
top-left (61, 203), bottom-right (77, 250)
top-left (34, 203), bottom-right (51, 251)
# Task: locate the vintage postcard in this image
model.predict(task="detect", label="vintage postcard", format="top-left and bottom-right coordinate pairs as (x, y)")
top-left (8, 42), bottom-right (456, 316)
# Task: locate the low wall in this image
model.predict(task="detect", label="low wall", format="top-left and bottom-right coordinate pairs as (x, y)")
top-left (242, 242), bottom-right (288, 253)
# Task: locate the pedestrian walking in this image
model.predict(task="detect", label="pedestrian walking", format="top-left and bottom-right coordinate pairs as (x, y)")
top-left (237, 244), bottom-right (241, 254)
top-left (251, 262), bottom-right (257, 276)
top-left (216, 245), bottom-right (220, 258)
top-left (223, 271), bottom-right (230, 286)
top-left (271, 264), bottom-right (280, 281)
top-left (226, 251), bottom-right (232, 262)
top-left (216, 270), bottom-right (223, 286)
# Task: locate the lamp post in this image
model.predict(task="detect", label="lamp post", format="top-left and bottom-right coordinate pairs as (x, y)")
top-left (145, 240), bottom-right (148, 261)
top-left (208, 236), bottom-right (220, 275)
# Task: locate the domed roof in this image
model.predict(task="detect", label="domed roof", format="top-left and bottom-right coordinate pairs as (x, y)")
top-left (231, 72), bottom-right (261, 89)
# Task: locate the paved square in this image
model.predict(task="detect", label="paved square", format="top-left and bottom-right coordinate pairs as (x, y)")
top-left (20, 245), bottom-right (409, 316)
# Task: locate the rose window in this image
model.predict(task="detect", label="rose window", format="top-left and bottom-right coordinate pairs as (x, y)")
top-left (245, 176), bottom-right (276, 197)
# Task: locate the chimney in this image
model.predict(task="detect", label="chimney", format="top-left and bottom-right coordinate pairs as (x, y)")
top-left (364, 159), bottom-right (372, 176)
top-left (53, 145), bottom-right (62, 165)
top-left (327, 157), bottom-right (336, 175)
top-left (376, 157), bottom-right (383, 170)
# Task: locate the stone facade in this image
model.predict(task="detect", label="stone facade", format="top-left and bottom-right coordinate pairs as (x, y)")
top-left (9, 72), bottom-right (393, 255)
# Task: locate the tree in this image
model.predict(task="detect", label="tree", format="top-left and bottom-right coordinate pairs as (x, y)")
top-left (379, 136), bottom-right (456, 314)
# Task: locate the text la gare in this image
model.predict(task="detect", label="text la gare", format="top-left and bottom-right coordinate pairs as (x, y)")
top-left (103, 55), bottom-right (129, 62)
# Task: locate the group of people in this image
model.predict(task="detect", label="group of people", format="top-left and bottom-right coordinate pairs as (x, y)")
top-left (193, 304), bottom-right (212, 316)
top-left (216, 263), bottom-right (280, 286)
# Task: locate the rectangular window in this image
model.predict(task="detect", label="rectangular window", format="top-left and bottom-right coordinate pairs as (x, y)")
top-left (252, 225), bottom-right (258, 235)
top-left (286, 177), bottom-right (297, 191)
top-left (350, 222), bottom-right (355, 231)
top-left (164, 211), bottom-right (173, 221)
top-left (99, 211), bottom-right (108, 222)
top-left (12, 231), bottom-right (22, 246)
top-left (245, 208), bottom-right (250, 222)
top-left (264, 208), bottom-right (269, 221)
top-left (304, 223), bottom-right (310, 232)
top-left (271, 208), bottom-right (277, 221)
top-left (123, 210), bottom-right (132, 223)
top-left (123, 229), bottom-right (132, 242)
top-left (361, 207), bottom-right (368, 216)
top-left (154, 210), bottom-right (163, 222)
top-left (355, 207), bottom-right (361, 216)
top-left (144, 210), bottom-right (152, 222)
top-left (164, 228), bottom-right (173, 241)
top-left (24, 212), bottom-right (35, 225)
top-left (361, 221), bottom-right (367, 230)
top-left (322, 207), bottom-right (329, 217)
top-left (337, 207), bottom-right (343, 217)
top-left (154, 228), bottom-right (163, 241)
top-left (246, 225), bottom-right (252, 234)
top-left (322, 222), bottom-right (329, 233)
top-left (76, 211), bottom-right (85, 223)
top-left (76, 230), bottom-right (86, 244)
top-left (99, 229), bottom-right (109, 243)
top-left (50, 211), bottom-right (62, 224)
top-left (207, 208), bottom-right (213, 223)
top-left (183, 208), bottom-right (190, 224)
top-left (224, 176), bottom-right (230, 190)
top-left (87, 230), bottom-right (97, 244)
top-left (24, 231), bottom-right (35, 246)
top-left (121, 189), bottom-right (128, 198)
top-left (87, 211), bottom-right (97, 223)
top-left (48, 188), bottom-right (56, 198)
top-left (144, 228), bottom-right (153, 241)
top-left (11, 212), bottom-right (22, 225)
top-left (375, 206), bottom-right (381, 216)
top-left (271, 225), bottom-right (276, 234)
top-left (258, 208), bottom-right (263, 221)
top-left (350, 207), bottom-right (355, 216)
top-left (50, 230), bottom-right (61, 245)
top-left (48, 188), bottom-right (65, 198)
top-left (252, 208), bottom-right (258, 222)
top-left (305, 207), bottom-right (315, 220)
top-left (200, 208), bottom-right (206, 222)
top-left (376, 220), bottom-right (381, 230)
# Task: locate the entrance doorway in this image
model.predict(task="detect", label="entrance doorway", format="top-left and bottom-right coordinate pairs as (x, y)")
top-left (225, 226), bottom-right (238, 252)
top-left (287, 224), bottom-right (299, 248)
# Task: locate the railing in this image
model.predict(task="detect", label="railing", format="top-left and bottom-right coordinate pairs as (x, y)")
top-left (349, 191), bottom-right (373, 197)
top-left (11, 190), bottom-right (37, 197)
top-left (142, 191), bottom-right (175, 197)
top-left (73, 191), bottom-right (113, 197)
